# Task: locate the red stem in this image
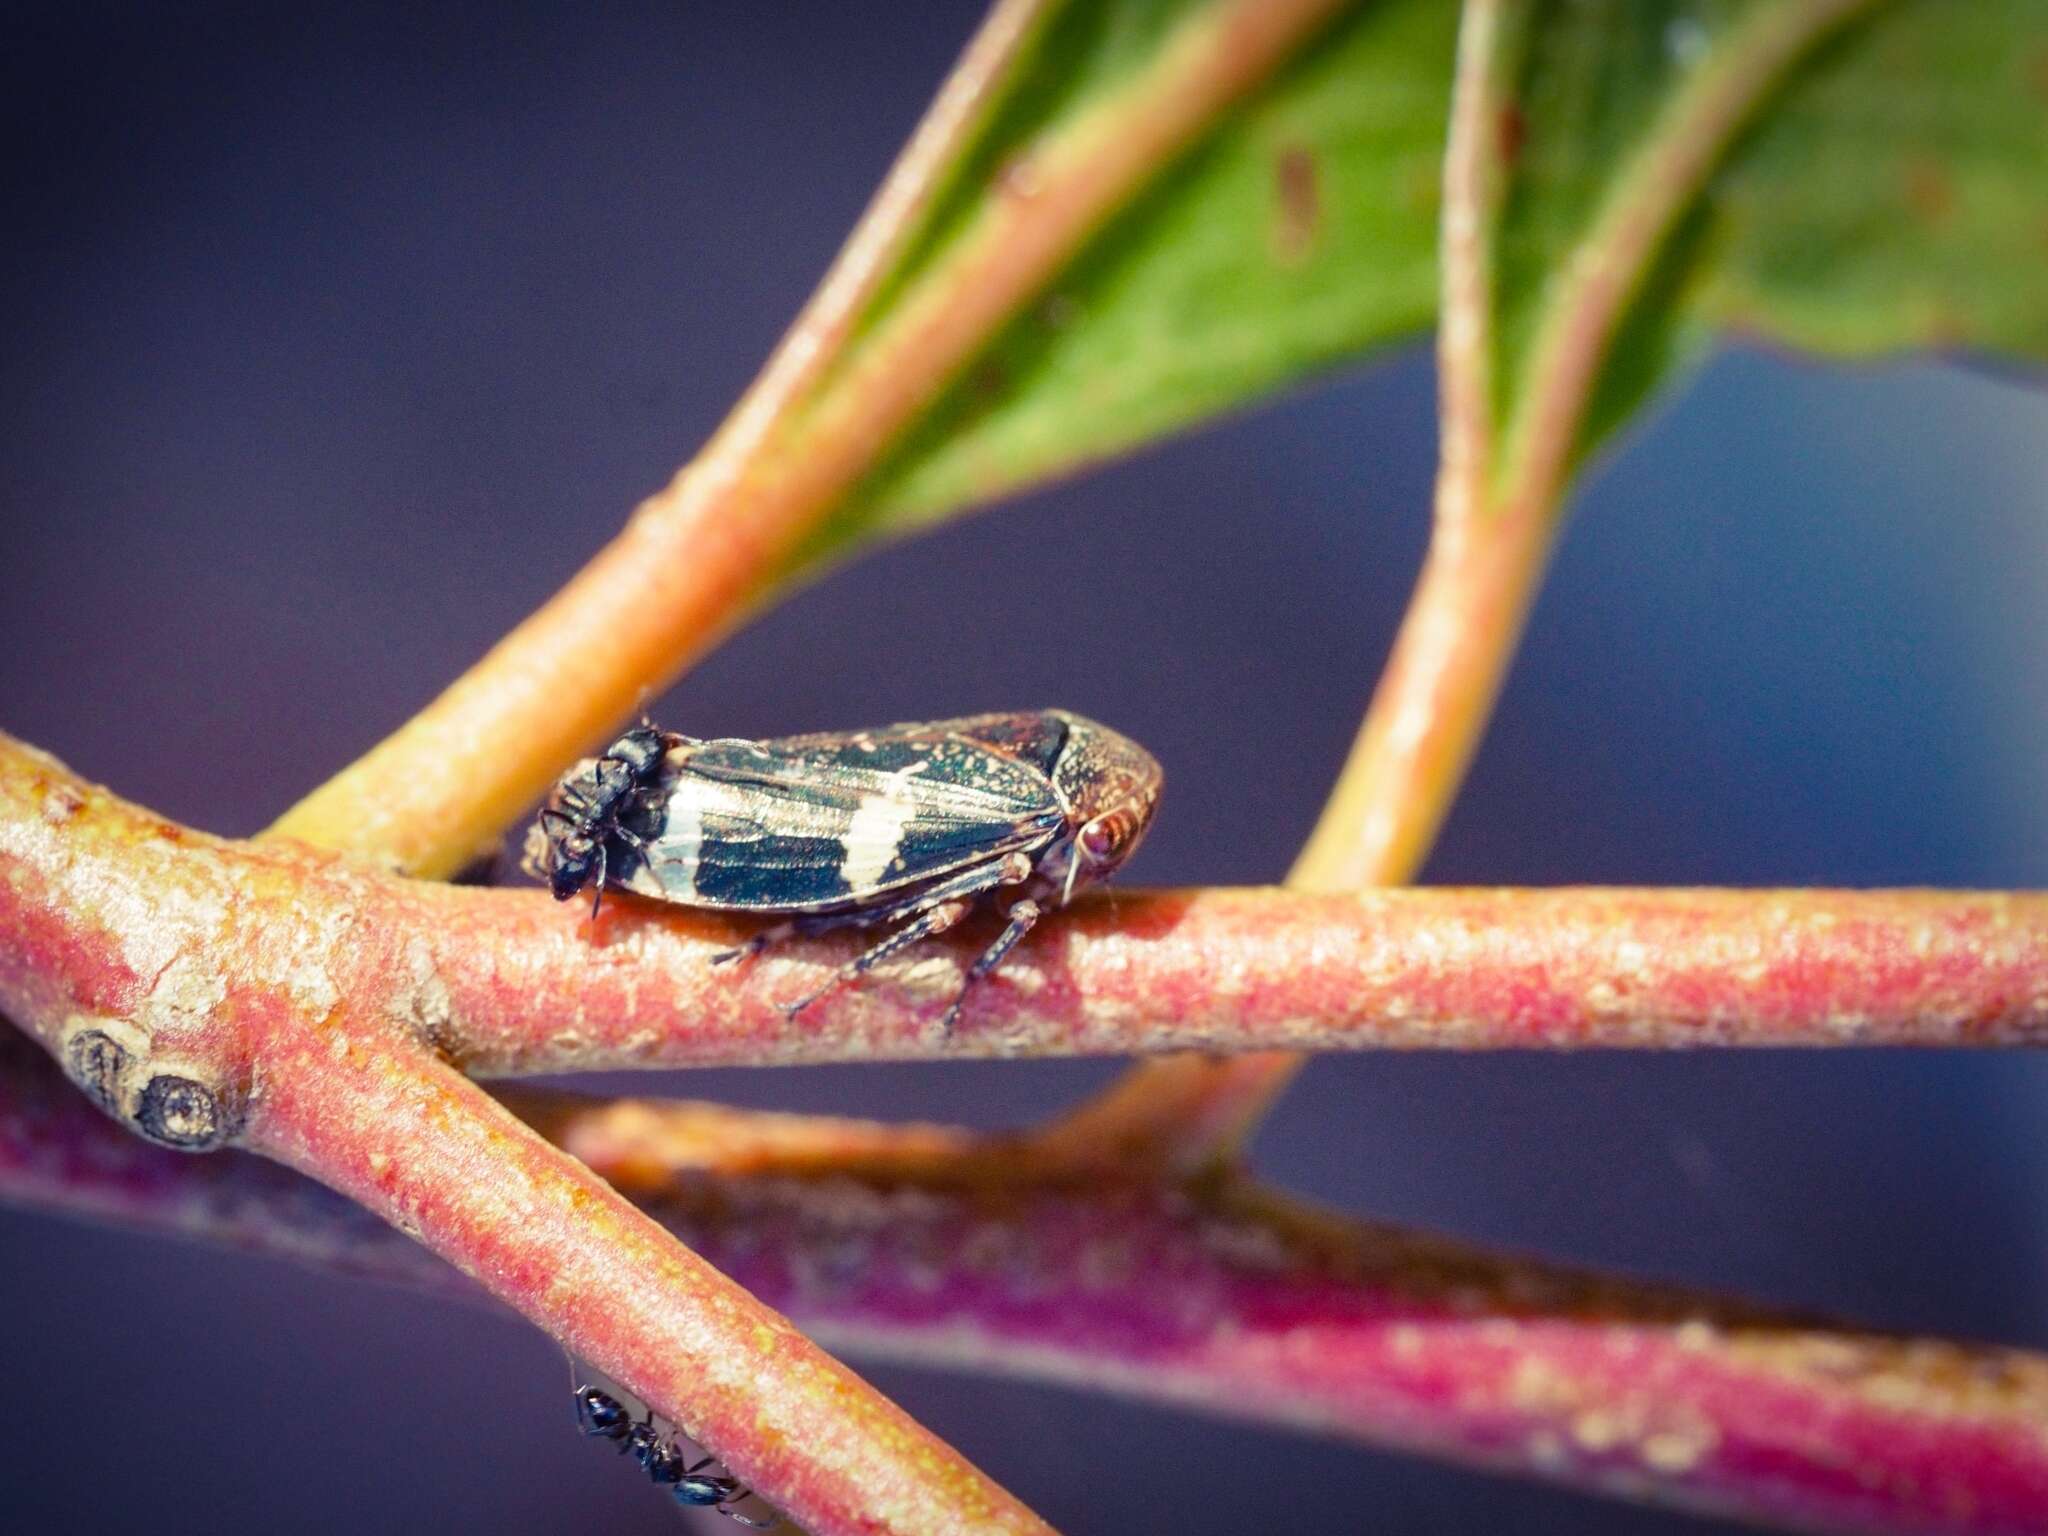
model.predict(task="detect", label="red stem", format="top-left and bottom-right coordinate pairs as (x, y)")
top-left (8, 1041), bottom-right (2045, 1536)
top-left (6, 735), bottom-right (2045, 1078)
top-left (414, 883), bottom-right (2048, 1071)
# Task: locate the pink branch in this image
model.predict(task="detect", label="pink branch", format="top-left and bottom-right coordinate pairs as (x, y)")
top-left (413, 883), bottom-right (2048, 1071)
top-left (6, 734), bottom-right (2046, 1078)
top-left (9, 1042), bottom-right (2045, 1536)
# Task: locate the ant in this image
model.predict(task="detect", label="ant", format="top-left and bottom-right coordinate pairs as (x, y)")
top-left (534, 724), bottom-right (673, 916)
top-left (573, 1380), bottom-right (777, 1527)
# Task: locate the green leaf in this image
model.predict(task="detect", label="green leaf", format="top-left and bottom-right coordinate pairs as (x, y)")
top-left (794, 0), bottom-right (2045, 574)
top-left (1492, 0), bottom-right (2048, 474)
top-left (798, 0), bottom-right (1454, 563)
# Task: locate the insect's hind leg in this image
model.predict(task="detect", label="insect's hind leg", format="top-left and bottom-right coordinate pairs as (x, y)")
top-left (774, 850), bottom-right (1033, 1016)
top-left (779, 898), bottom-right (975, 1019)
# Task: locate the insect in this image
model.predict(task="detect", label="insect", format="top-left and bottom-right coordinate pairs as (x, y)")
top-left (524, 711), bottom-right (1162, 1031)
top-left (534, 724), bottom-right (671, 915)
top-left (572, 1380), bottom-right (777, 1527)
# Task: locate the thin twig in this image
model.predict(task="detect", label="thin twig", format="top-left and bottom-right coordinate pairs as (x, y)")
top-left (422, 884), bottom-right (2048, 1069)
top-left (696, 0), bottom-right (1054, 502)
top-left (1065, 0), bottom-right (1523, 1167)
top-left (1498, 0), bottom-right (1884, 512)
top-left (1428, 0), bottom-right (1505, 533)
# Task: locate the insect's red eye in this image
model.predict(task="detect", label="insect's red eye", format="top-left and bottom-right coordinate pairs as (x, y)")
top-left (1080, 818), bottom-right (1121, 863)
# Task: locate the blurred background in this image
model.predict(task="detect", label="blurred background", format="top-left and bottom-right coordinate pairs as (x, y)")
top-left (3, 3), bottom-right (2046, 1532)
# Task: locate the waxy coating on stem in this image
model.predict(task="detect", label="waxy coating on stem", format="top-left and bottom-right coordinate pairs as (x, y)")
top-left (524, 711), bottom-right (1163, 1032)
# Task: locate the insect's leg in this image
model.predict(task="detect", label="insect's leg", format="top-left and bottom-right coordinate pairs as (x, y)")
top-left (940, 898), bottom-right (1041, 1034)
top-left (775, 849), bottom-right (1033, 1014)
top-left (878, 849), bottom-right (1031, 917)
top-left (712, 920), bottom-right (796, 967)
top-left (611, 826), bottom-right (670, 895)
top-left (537, 807), bottom-right (579, 877)
top-left (729, 847), bottom-right (1030, 984)
top-left (590, 842), bottom-right (607, 920)
top-left (564, 1349), bottom-right (605, 1436)
top-left (719, 1496), bottom-right (779, 1529)
top-left (715, 901), bottom-right (908, 966)
top-left (638, 713), bottom-right (702, 748)
top-left (780, 898), bottom-right (974, 1018)
top-left (535, 810), bottom-right (566, 886)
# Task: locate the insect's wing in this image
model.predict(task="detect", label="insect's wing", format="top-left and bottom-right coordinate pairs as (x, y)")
top-left (918, 711), bottom-right (1071, 780)
top-left (620, 730), bottom-right (1064, 912)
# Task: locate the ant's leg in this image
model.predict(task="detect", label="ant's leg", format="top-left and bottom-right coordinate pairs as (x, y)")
top-left (537, 808), bottom-right (577, 881)
top-left (939, 898), bottom-right (1040, 1034)
top-left (612, 826), bottom-right (670, 895)
top-left (719, 1497), bottom-right (779, 1529)
top-left (590, 842), bottom-right (607, 920)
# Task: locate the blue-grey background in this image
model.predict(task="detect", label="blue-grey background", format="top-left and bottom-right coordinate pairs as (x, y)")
top-left (3, 3), bottom-right (2045, 1532)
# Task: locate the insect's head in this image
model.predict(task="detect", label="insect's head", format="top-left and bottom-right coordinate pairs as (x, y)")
top-left (543, 825), bottom-right (599, 901)
top-left (1051, 714), bottom-right (1163, 901)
